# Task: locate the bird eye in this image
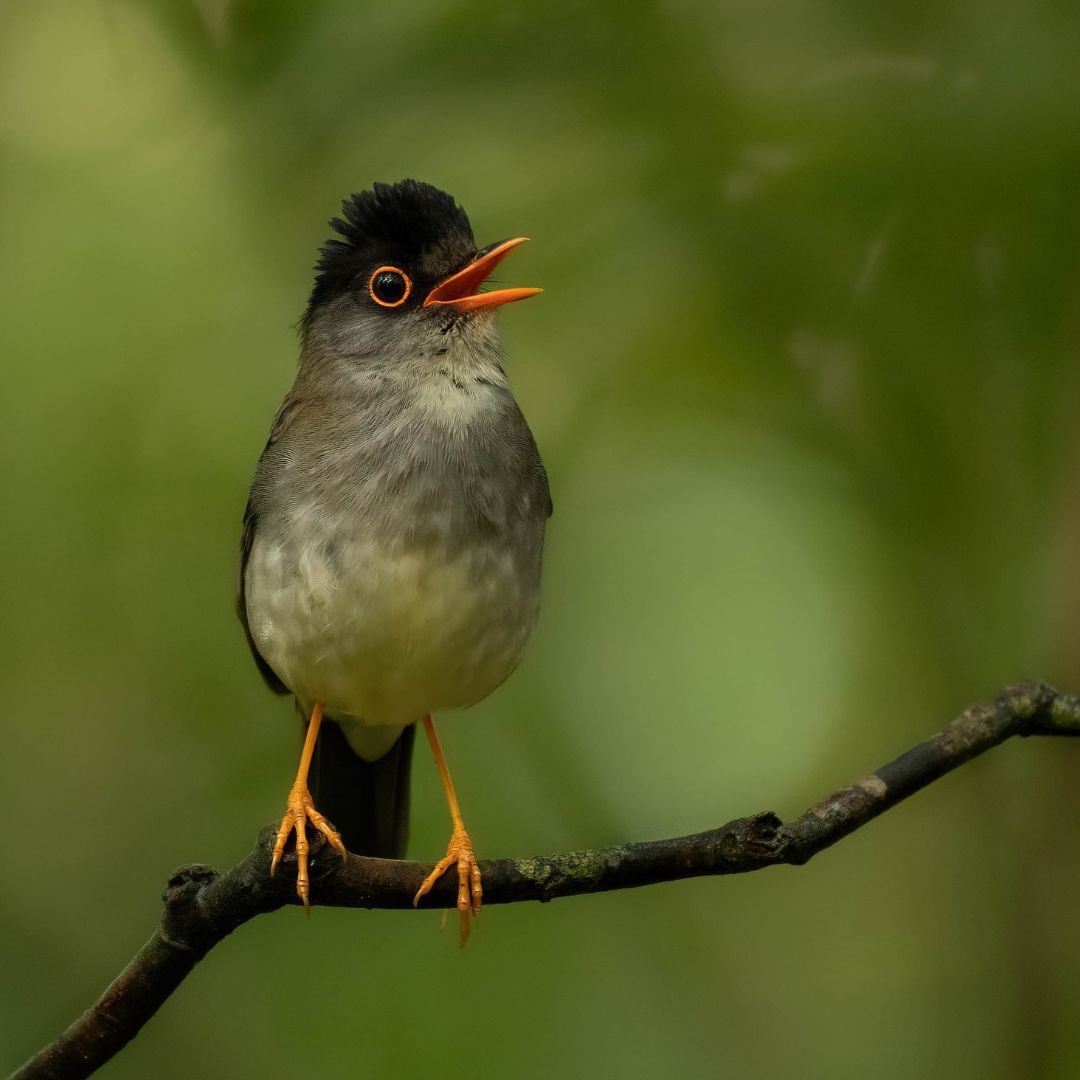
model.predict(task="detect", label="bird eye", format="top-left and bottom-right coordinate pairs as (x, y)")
top-left (368, 266), bottom-right (411, 308)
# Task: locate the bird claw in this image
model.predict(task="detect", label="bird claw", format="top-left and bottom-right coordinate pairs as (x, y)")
top-left (412, 824), bottom-right (483, 946)
top-left (270, 783), bottom-right (347, 912)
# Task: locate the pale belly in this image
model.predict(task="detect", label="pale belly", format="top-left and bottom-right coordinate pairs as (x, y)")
top-left (245, 530), bottom-right (539, 750)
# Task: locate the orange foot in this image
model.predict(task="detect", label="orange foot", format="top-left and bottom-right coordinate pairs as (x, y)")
top-left (413, 824), bottom-right (483, 946)
top-left (270, 783), bottom-right (347, 912)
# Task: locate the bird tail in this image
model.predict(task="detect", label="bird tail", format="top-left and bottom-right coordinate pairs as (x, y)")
top-left (309, 716), bottom-right (415, 858)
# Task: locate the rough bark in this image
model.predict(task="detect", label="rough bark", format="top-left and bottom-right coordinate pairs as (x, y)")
top-left (12, 680), bottom-right (1080, 1080)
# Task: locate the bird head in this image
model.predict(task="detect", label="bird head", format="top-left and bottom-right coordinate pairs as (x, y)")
top-left (302, 180), bottom-right (540, 366)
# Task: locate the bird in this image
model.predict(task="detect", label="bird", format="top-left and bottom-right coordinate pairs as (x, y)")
top-left (237, 179), bottom-right (550, 944)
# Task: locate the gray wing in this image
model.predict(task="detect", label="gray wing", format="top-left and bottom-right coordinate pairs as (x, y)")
top-left (235, 397), bottom-right (301, 696)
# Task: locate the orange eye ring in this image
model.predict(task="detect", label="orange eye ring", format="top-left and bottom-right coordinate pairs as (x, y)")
top-left (368, 266), bottom-right (412, 308)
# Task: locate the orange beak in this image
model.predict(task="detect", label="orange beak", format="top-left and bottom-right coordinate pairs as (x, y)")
top-left (423, 237), bottom-right (542, 313)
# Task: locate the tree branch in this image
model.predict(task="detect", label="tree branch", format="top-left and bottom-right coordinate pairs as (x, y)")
top-left (12, 680), bottom-right (1080, 1080)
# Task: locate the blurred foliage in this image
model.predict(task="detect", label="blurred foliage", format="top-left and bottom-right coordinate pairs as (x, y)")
top-left (2, 1), bottom-right (1080, 1077)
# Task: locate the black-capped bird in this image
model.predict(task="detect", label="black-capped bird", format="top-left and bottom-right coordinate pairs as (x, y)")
top-left (238, 180), bottom-right (550, 944)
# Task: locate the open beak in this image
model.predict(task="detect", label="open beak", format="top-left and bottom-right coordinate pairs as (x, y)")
top-left (423, 237), bottom-right (542, 313)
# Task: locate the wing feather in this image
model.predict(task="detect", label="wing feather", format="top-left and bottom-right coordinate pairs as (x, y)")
top-left (235, 396), bottom-right (303, 695)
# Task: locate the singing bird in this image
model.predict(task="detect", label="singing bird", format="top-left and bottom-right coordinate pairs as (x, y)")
top-left (237, 180), bottom-right (550, 943)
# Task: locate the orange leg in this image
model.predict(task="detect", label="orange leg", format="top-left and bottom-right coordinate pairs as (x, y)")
top-left (270, 702), bottom-right (347, 911)
top-left (412, 715), bottom-right (482, 946)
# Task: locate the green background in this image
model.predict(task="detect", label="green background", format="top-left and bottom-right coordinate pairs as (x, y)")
top-left (3, 2), bottom-right (1079, 1077)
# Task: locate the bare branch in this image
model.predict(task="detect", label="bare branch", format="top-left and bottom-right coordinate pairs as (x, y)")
top-left (12, 681), bottom-right (1080, 1080)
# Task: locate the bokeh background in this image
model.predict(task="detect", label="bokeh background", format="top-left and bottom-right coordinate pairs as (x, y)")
top-left (3, 1), bottom-right (1080, 1077)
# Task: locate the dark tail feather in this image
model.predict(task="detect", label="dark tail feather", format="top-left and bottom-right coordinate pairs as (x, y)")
top-left (309, 718), bottom-right (415, 858)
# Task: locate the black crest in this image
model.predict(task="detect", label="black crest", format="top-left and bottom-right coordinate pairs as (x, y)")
top-left (306, 180), bottom-right (476, 316)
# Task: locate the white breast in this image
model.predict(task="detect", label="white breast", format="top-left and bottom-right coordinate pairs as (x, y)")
top-left (245, 525), bottom-right (539, 741)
